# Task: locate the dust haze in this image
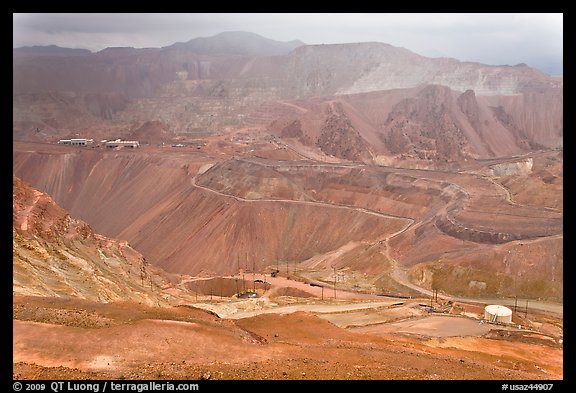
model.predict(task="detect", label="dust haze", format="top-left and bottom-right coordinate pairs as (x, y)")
top-left (13, 19), bottom-right (563, 381)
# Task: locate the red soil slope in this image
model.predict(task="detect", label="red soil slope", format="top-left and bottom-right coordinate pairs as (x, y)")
top-left (13, 176), bottom-right (191, 304)
top-left (13, 145), bottom-right (406, 276)
top-left (13, 142), bottom-right (562, 300)
top-left (13, 296), bottom-right (562, 380)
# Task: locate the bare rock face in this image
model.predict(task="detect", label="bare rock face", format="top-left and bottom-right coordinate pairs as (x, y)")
top-left (12, 176), bottom-right (182, 304)
top-left (287, 43), bottom-right (560, 97)
top-left (279, 120), bottom-right (305, 140)
top-left (13, 176), bottom-right (94, 242)
top-left (486, 158), bottom-right (534, 177)
top-left (316, 103), bottom-right (372, 162)
top-left (457, 90), bottom-right (481, 133)
top-left (262, 81), bottom-right (561, 165)
top-left (382, 85), bottom-right (467, 162)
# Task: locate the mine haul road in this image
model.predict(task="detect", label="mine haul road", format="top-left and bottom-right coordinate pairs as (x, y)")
top-left (190, 161), bottom-right (562, 318)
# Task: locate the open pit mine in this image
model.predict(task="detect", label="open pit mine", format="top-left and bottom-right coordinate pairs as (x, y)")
top-left (13, 31), bottom-right (562, 381)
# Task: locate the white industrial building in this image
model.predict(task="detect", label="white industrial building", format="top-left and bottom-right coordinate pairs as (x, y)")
top-left (484, 304), bottom-right (513, 324)
top-left (105, 139), bottom-right (140, 148)
top-left (58, 138), bottom-right (94, 146)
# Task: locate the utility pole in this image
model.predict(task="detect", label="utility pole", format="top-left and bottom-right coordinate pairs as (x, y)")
top-left (333, 266), bottom-right (337, 299)
top-left (514, 296), bottom-right (518, 313)
top-left (141, 260), bottom-right (145, 288)
top-left (525, 299), bottom-right (529, 319)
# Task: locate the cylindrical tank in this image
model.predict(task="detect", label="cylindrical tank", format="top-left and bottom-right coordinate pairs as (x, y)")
top-left (484, 304), bottom-right (512, 323)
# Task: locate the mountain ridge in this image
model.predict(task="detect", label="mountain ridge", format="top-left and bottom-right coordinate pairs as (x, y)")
top-left (167, 30), bottom-right (305, 56)
top-left (13, 31), bottom-right (561, 152)
top-left (13, 45), bottom-right (92, 56)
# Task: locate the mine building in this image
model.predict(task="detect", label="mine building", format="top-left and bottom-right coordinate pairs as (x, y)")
top-left (58, 138), bottom-right (94, 146)
top-left (105, 139), bottom-right (140, 148)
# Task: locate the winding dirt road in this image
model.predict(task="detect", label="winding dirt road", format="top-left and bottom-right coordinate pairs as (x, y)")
top-left (191, 170), bottom-right (413, 222)
top-left (190, 159), bottom-right (562, 317)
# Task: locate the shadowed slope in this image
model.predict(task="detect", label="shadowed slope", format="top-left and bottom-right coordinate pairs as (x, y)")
top-left (13, 147), bottom-right (407, 276)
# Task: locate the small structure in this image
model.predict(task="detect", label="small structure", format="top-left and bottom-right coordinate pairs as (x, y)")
top-left (105, 139), bottom-right (140, 148)
top-left (484, 304), bottom-right (513, 324)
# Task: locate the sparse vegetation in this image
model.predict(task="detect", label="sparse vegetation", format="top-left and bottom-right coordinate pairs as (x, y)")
top-left (408, 261), bottom-right (562, 301)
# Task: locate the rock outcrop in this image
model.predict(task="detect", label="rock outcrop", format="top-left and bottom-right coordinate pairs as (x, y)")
top-left (13, 176), bottom-right (187, 304)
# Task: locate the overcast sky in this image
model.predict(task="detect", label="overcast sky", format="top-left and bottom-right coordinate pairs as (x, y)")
top-left (13, 13), bottom-right (563, 75)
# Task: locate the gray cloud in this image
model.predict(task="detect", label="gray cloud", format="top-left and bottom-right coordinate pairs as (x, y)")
top-left (13, 13), bottom-right (563, 75)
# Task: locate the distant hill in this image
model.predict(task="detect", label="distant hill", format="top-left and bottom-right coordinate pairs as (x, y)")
top-left (13, 32), bottom-right (562, 159)
top-left (168, 31), bottom-right (305, 56)
top-left (13, 45), bottom-right (92, 57)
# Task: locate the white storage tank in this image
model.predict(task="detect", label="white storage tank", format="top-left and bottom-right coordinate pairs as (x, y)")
top-left (484, 304), bottom-right (512, 324)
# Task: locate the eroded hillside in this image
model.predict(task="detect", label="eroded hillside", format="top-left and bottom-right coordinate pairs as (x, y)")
top-left (13, 142), bottom-right (562, 300)
top-left (13, 176), bottom-right (192, 305)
